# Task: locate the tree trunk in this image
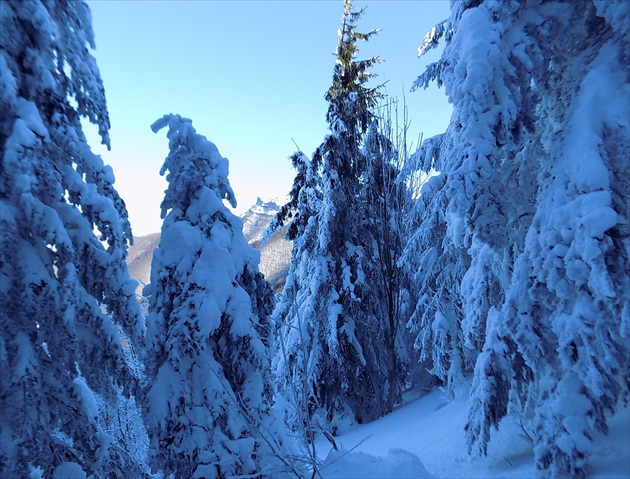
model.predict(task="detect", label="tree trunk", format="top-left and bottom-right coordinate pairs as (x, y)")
top-left (386, 310), bottom-right (398, 413)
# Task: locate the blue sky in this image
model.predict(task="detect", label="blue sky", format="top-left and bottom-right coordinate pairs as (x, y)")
top-left (84, 0), bottom-right (452, 236)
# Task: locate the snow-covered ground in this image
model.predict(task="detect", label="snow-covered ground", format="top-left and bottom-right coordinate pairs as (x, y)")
top-left (316, 387), bottom-right (630, 478)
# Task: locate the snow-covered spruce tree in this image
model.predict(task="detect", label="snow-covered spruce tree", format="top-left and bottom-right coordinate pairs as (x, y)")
top-left (0, 1), bottom-right (146, 477)
top-left (144, 114), bottom-right (284, 478)
top-left (468, 2), bottom-right (630, 477)
top-left (412, 0), bottom-right (629, 476)
top-left (269, 149), bottom-right (324, 469)
top-left (273, 0), bottom-right (393, 431)
top-left (407, 0), bottom-right (541, 396)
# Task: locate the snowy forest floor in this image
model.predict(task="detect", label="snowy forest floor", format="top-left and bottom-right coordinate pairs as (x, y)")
top-left (315, 385), bottom-right (630, 479)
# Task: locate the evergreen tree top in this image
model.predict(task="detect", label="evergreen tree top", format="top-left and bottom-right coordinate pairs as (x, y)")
top-left (326, 0), bottom-right (382, 138)
top-left (151, 114), bottom-right (237, 219)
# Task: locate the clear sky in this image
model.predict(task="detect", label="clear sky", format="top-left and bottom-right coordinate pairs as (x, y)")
top-left (84, 0), bottom-right (452, 237)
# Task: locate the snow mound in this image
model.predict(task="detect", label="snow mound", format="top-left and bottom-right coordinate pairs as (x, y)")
top-left (321, 448), bottom-right (433, 478)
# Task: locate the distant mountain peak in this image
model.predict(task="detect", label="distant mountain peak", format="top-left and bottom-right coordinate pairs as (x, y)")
top-left (245, 197), bottom-right (280, 216)
top-left (243, 196), bottom-right (288, 217)
top-left (242, 200), bottom-right (279, 239)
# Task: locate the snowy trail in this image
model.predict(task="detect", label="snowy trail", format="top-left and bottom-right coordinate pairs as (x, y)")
top-left (316, 387), bottom-right (630, 478)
